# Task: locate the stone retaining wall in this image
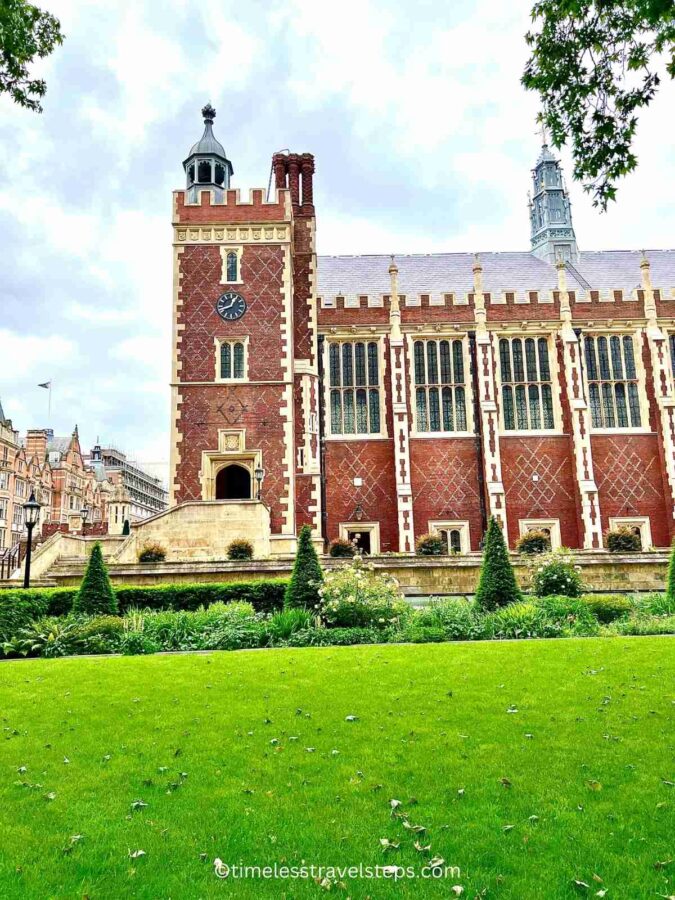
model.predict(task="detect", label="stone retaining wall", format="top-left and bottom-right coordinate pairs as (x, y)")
top-left (46, 552), bottom-right (669, 593)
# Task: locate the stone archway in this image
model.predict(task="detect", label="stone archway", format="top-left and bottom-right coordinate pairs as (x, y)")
top-left (215, 464), bottom-right (251, 500)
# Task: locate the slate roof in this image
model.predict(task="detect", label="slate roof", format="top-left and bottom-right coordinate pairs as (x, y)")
top-left (317, 250), bottom-right (675, 298)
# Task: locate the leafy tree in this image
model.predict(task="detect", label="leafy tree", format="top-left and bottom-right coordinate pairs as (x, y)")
top-left (73, 542), bottom-right (118, 616)
top-left (475, 516), bottom-right (522, 611)
top-left (284, 525), bottom-right (323, 610)
top-left (522, 0), bottom-right (675, 208)
top-left (0, 0), bottom-right (64, 111)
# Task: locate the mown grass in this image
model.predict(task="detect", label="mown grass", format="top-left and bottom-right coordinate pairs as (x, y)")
top-left (0, 638), bottom-right (673, 898)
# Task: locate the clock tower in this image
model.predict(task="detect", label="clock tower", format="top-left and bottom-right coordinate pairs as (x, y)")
top-left (169, 106), bottom-right (321, 552)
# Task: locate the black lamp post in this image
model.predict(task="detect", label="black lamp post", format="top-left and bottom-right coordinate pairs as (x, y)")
top-left (80, 504), bottom-right (89, 535)
top-left (23, 490), bottom-right (41, 589)
top-left (254, 466), bottom-right (265, 500)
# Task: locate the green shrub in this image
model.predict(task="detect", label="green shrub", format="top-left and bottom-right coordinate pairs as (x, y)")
top-left (227, 538), bottom-right (254, 561)
top-left (413, 598), bottom-right (484, 639)
top-left (581, 594), bottom-right (632, 623)
top-left (3, 617), bottom-right (83, 658)
top-left (533, 594), bottom-right (599, 635)
top-left (285, 626), bottom-right (384, 647)
top-left (268, 607), bottom-right (314, 641)
top-left (398, 624), bottom-right (447, 643)
top-left (73, 543), bottom-right (118, 615)
top-left (531, 549), bottom-right (583, 598)
top-left (415, 532), bottom-right (446, 556)
top-left (475, 517), bottom-right (522, 611)
top-left (609, 614), bottom-right (675, 636)
top-left (138, 542), bottom-right (166, 563)
top-left (118, 631), bottom-right (161, 655)
top-left (485, 602), bottom-right (562, 639)
top-left (318, 556), bottom-right (408, 628)
top-left (515, 530), bottom-right (551, 555)
top-left (0, 591), bottom-right (49, 641)
top-left (605, 526), bottom-right (642, 552)
top-left (329, 538), bottom-right (356, 558)
top-left (75, 615), bottom-right (124, 654)
top-left (114, 580), bottom-right (286, 615)
top-left (285, 525), bottom-right (323, 610)
top-left (631, 592), bottom-right (675, 616)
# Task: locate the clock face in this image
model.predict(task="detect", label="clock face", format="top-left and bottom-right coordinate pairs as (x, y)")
top-left (216, 291), bottom-right (247, 321)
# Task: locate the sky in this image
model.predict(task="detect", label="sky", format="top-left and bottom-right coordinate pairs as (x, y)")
top-left (1, 0), bottom-right (673, 484)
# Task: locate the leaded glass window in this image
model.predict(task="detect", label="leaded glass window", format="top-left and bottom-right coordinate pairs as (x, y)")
top-left (413, 339), bottom-right (468, 433)
top-left (500, 336), bottom-right (555, 430)
top-left (328, 341), bottom-right (381, 435)
top-left (584, 334), bottom-right (642, 428)
top-left (226, 251), bottom-right (238, 282)
top-left (220, 341), bottom-right (245, 379)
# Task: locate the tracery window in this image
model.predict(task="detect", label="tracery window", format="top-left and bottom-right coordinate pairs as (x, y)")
top-left (499, 337), bottom-right (554, 430)
top-left (219, 341), bottom-right (245, 380)
top-left (328, 341), bottom-right (381, 435)
top-left (584, 335), bottom-right (642, 428)
top-left (413, 339), bottom-right (468, 432)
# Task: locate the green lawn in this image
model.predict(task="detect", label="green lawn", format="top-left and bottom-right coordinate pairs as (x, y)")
top-left (0, 639), bottom-right (673, 899)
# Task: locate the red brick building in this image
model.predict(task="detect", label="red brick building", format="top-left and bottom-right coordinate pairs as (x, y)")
top-left (170, 106), bottom-right (675, 554)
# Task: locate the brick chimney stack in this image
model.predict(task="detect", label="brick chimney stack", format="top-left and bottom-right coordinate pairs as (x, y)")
top-left (26, 429), bottom-right (49, 462)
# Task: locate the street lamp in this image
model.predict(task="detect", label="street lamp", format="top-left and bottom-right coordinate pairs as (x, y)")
top-left (23, 490), bottom-right (41, 589)
top-left (80, 504), bottom-right (89, 535)
top-left (254, 466), bottom-right (265, 500)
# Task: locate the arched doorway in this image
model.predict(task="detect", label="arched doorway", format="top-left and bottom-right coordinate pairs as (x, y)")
top-left (215, 464), bottom-right (251, 500)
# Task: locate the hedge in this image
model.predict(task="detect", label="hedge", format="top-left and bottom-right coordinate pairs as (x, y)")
top-left (0, 579), bottom-right (287, 631)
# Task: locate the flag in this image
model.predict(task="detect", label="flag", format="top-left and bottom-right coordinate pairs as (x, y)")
top-left (38, 382), bottom-right (51, 389)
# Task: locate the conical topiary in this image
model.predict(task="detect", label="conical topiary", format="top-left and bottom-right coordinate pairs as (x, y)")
top-left (666, 539), bottom-right (675, 605)
top-left (475, 516), bottom-right (522, 611)
top-left (284, 524), bottom-right (323, 610)
top-left (73, 542), bottom-right (118, 615)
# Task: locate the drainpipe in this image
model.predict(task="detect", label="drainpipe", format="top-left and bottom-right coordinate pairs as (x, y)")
top-left (317, 334), bottom-right (328, 542)
top-left (468, 330), bottom-right (488, 538)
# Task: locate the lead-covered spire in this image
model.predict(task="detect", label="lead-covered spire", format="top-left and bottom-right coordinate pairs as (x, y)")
top-left (528, 140), bottom-right (578, 265)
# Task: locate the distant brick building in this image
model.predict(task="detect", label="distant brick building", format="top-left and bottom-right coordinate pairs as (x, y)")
top-left (0, 413), bottom-right (109, 553)
top-left (85, 444), bottom-right (168, 521)
top-left (170, 106), bottom-right (675, 554)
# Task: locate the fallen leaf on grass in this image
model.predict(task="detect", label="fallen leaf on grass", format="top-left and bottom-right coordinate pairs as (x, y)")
top-left (131, 800), bottom-right (148, 812)
top-left (345, 715), bottom-right (359, 722)
top-left (379, 839), bottom-right (400, 851)
top-left (500, 778), bottom-right (512, 788)
top-left (128, 849), bottom-right (146, 859)
top-left (587, 780), bottom-right (602, 792)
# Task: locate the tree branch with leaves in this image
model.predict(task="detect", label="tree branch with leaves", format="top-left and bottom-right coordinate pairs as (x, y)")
top-left (0, 0), bottom-right (63, 112)
top-left (522, 0), bottom-right (675, 209)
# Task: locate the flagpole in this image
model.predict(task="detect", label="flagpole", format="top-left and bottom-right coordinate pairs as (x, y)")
top-left (48, 379), bottom-right (52, 422)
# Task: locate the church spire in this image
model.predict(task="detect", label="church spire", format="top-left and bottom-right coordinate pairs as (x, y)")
top-left (528, 139), bottom-right (578, 265)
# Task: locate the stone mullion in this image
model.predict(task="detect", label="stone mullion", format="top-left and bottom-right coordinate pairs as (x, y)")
top-left (642, 256), bottom-right (675, 531)
top-left (472, 258), bottom-right (507, 530)
top-left (388, 260), bottom-right (416, 552)
top-left (556, 260), bottom-right (602, 549)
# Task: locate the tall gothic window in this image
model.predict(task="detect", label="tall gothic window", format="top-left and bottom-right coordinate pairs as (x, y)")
top-left (220, 341), bottom-right (245, 379)
top-left (226, 251), bottom-right (238, 282)
top-left (500, 336), bottom-right (555, 430)
top-left (328, 341), bottom-right (381, 435)
top-left (413, 339), bottom-right (468, 432)
top-left (584, 335), bottom-right (642, 428)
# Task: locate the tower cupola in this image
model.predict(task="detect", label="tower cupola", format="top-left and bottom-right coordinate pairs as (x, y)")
top-left (528, 140), bottom-right (578, 265)
top-left (183, 104), bottom-right (233, 202)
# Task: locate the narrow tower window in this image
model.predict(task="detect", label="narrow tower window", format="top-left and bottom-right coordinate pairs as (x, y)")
top-left (226, 251), bottom-right (238, 282)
